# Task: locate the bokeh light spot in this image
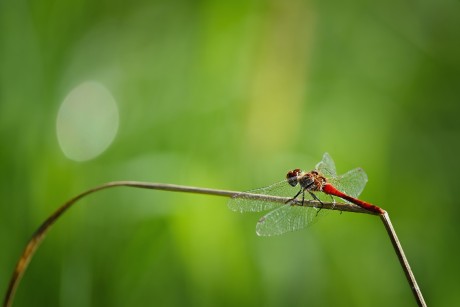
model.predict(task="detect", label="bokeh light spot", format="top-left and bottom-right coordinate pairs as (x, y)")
top-left (56, 81), bottom-right (119, 161)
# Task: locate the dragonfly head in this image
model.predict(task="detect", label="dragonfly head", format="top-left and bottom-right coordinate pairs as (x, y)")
top-left (286, 169), bottom-right (302, 187)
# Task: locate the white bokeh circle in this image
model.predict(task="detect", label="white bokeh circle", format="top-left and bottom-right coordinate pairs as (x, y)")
top-left (56, 81), bottom-right (119, 161)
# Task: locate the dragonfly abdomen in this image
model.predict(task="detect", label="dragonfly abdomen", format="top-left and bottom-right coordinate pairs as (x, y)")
top-left (322, 183), bottom-right (385, 214)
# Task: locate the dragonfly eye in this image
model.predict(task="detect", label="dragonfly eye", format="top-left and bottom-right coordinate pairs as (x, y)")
top-left (286, 169), bottom-right (300, 187)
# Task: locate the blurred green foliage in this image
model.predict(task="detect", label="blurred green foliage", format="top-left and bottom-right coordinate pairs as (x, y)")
top-left (1, 0), bottom-right (460, 306)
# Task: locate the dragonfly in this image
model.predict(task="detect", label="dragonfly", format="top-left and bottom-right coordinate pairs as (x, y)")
top-left (228, 153), bottom-right (384, 236)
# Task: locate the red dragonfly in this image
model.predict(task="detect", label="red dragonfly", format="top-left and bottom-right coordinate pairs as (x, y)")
top-left (228, 153), bottom-right (384, 236)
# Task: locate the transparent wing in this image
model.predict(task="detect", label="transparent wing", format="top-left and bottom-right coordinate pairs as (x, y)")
top-left (316, 152), bottom-right (337, 177)
top-left (256, 203), bottom-right (327, 236)
top-left (228, 179), bottom-right (299, 213)
top-left (329, 168), bottom-right (368, 198)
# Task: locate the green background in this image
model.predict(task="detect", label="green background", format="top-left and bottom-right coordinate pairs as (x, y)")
top-left (1, 0), bottom-right (459, 306)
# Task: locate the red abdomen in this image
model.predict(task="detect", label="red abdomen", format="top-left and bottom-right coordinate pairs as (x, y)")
top-left (322, 183), bottom-right (384, 214)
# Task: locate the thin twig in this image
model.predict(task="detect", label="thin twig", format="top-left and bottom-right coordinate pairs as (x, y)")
top-left (380, 212), bottom-right (427, 307)
top-left (3, 181), bottom-right (421, 307)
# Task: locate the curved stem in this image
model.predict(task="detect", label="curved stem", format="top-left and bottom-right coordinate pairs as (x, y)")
top-left (4, 181), bottom-right (416, 307)
top-left (380, 212), bottom-right (427, 307)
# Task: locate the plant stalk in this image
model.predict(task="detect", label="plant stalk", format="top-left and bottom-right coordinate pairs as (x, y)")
top-left (3, 181), bottom-right (423, 307)
top-left (380, 212), bottom-right (426, 307)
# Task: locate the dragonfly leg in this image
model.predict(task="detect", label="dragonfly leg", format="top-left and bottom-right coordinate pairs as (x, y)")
top-left (286, 188), bottom-right (303, 205)
top-left (328, 194), bottom-right (340, 213)
top-left (308, 192), bottom-right (324, 216)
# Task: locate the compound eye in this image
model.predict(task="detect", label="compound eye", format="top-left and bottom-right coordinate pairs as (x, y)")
top-left (286, 169), bottom-right (300, 187)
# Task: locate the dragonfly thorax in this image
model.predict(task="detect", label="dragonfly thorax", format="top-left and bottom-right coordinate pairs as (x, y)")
top-left (286, 169), bottom-right (327, 191)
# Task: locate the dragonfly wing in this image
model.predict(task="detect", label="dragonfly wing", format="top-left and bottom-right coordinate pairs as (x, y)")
top-left (228, 180), bottom-right (298, 213)
top-left (256, 204), bottom-right (322, 236)
top-left (316, 152), bottom-right (337, 177)
top-left (330, 168), bottom-right (368, 198)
